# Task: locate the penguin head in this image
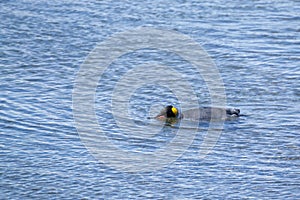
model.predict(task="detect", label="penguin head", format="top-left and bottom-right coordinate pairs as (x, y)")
top-left (155, 105), bottom-right (178, 119)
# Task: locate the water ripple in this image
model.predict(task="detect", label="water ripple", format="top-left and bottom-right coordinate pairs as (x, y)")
top-left (1, 0), bottom-right (300, 199)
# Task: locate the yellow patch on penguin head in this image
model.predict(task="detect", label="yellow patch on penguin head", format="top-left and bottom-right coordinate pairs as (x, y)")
top-left (171, 106), bottom-right (178, 116)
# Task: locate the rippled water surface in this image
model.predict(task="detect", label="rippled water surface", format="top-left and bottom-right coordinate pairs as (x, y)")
top-left (1, 0), bottom-right (300, 199)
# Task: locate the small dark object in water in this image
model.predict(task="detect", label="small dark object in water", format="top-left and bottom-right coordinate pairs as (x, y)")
top-left (155, 105), bottom-right (240, 121)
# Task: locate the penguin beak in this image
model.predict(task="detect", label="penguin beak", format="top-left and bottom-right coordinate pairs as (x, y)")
top-left (155, 114), bottom-right (166, 119)
top-left (154, 108), bottom-right (168, 119)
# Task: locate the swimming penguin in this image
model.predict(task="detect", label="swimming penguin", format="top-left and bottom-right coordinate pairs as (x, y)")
top-left (155, 105), bottom-right (240, 121)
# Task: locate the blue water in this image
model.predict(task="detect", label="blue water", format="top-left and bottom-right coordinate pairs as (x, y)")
top-left (1, 0), bottom-right (300, 199)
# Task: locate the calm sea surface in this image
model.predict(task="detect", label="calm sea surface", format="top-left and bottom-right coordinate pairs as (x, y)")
top-left (1, 0), bottom-right (300, 199)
